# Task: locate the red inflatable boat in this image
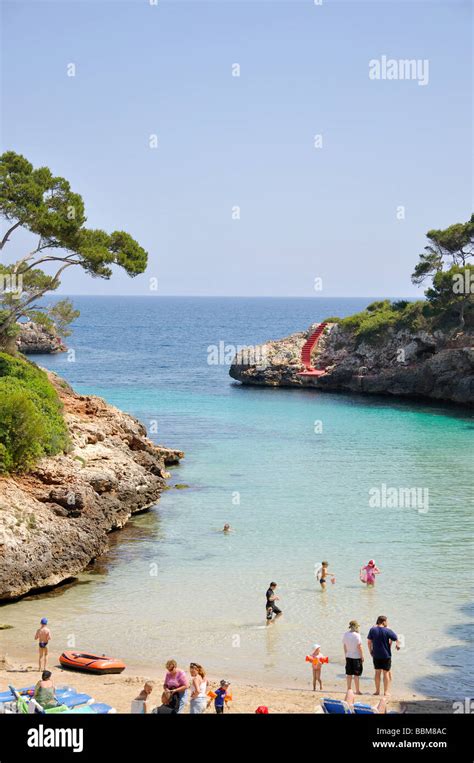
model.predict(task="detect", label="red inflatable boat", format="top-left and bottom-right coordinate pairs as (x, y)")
top-left (59, 651), bottom-right (126, 674)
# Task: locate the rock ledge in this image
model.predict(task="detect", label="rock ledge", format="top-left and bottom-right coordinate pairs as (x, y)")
top-left (0, 373), bottom-right (183, 600)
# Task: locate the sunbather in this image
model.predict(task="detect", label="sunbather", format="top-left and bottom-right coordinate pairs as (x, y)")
top-left (33, 671), bottom-right (59, 709)
top-left (345, 689), bottom-right (388, 714)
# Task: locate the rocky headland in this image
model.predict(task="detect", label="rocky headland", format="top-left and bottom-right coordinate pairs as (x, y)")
top-left (17, 320), bottom-right (66, 355)
top-left (229, 323), bottom-right (474, 406)
top-left (0, 374), bottom-right (183, 600)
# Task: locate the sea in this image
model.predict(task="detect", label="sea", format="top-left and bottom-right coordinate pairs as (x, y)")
top-left (1, 296), bottom-right (472, 700)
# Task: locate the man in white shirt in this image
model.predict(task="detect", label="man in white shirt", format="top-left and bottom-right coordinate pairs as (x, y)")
top-left (342, 620), bottom-right (364, 693)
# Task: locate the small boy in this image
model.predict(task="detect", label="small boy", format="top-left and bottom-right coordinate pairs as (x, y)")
top-left (34, 618), bottom-right (51, 672)
top-left (214, 680), bottom-right (230, 714)
top-left (315, 561), bottom-right (336, 590)
top-left (310, 644), bottom-right (327, 691)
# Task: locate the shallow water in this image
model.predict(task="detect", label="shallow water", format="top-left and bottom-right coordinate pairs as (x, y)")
top-left (1, 297), bottom-right (472, 699)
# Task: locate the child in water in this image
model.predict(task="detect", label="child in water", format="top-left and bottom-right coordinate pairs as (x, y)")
top-left (315, 561), bottom-right (336, 590)
top-left (309, 644), bottom-right (328, 691)
top-left (360, 559), bottom-right (380, 587)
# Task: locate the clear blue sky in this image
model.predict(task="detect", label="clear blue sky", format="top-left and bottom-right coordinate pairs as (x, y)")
top-left (1, 0), bottom-right (472, 297)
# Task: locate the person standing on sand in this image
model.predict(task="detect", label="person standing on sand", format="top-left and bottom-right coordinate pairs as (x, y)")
top-left (309, 644), bottom-right (327, 691)
top-left (163, 659), bottom-right (189, 713)
top-left (189, 662), bottom-right (208, 714)
top-left (315, 561), bottom-right (336, 590)
top-left (367, 615), bottom-right (400, 696)
top-left (343, 620), bottom-right (364, 694)
top-left (34, 618), bottom-right (51, 672)
top-left (265, 582), bottom-right (282, 624)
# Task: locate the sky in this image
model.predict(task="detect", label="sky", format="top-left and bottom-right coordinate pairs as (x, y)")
top-left (0, 0), bottom-right (472, 297)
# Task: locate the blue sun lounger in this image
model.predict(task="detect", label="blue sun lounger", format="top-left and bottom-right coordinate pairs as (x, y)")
top-left (321, 698), bottom-right (353, 714)
top-left (353, 702), bottom-right (399, 715)
top-left (64, 702), bottom-right (114, 714)
top-left (0, 685), bottom-right (76, 704)
top-left (353, 703), bottom-right (376, 714)
top-left (57, 692), bottom-right (94, 708)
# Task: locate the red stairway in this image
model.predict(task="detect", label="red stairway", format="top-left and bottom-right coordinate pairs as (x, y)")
top-left (298, 322), bottom-right (328, 377)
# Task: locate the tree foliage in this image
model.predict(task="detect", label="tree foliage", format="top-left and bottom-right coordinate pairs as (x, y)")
top-left (0, 151), bottom-right (148, 351)
top-left (411, 215), bottom-right (474, 328)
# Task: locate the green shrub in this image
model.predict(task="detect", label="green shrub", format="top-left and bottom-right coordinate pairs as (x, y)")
top-left (337, 300), bottom-right (430, 344)
top-left (321, 316), bottom-right (342, 324)
top-left (0, 353), bottom-right (69, 473)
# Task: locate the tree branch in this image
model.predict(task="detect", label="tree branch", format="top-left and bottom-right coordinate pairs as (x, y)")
top-left (0, 220), bottom-right (22, 250)
top-left (21, 255), bottom-right (80, 273)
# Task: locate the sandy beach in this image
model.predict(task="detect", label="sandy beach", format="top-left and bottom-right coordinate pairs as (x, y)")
top-left (0, 651), bottom-right (452, 715)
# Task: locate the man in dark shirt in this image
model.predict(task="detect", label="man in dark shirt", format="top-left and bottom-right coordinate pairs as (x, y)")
top-left (265, 582), bottom-right (282, 625)
top-left (367, 615), bottom-right (400, 696)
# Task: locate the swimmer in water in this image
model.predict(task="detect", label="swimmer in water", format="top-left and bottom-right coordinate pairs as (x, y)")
top-left (222, 524), bottom-right (232, 533)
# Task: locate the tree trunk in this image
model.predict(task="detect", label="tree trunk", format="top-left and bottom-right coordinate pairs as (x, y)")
top-left (0, 331), bottom-right (19, 355)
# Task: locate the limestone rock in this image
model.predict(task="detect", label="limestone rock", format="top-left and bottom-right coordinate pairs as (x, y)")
top-left (229, 323), bottom-right (474, 406)
top-left (0, 372), bottom-right (184, 600)
top-left (17, 320), bottom-right (67, 354)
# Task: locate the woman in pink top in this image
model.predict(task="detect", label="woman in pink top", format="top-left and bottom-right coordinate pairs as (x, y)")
top-left (360, 559), bottom-right (381, 587)
top-left (163, 659), bottom-right (189, 714)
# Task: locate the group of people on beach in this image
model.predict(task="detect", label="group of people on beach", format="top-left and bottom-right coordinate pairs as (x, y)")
top-left (28, 552), bottom-right (396, 713)
top-left (133, 660), bottom-right (232, 714)
top-left (265, 556), bottom-right (400, 702)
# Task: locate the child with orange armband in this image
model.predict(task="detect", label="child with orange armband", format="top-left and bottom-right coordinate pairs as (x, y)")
top-left (306, 644), bottom-right (328, 691)
top-left (207, 680), bottom-right (231, 713)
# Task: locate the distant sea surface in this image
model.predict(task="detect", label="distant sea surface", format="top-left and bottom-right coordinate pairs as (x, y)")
top-left (2, 297), bottom-right (472, 699)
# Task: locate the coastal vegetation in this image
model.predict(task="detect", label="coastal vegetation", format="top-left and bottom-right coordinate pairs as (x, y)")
top-left (0, 352), bottom-right (69, 473)
top-left (324, 215), bottom-right (474, 343)
top-left (0, 151), bottom-right (148, 353)
top-left (0, 150), bottom-right (150, 472)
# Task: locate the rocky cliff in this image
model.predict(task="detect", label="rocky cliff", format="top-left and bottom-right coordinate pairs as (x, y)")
top-left (0, 374), bottom-right (183, 600)
top-left (17, 321), bottom-right (66, 354)
top-left (229, 323), bottom-right (474, 406)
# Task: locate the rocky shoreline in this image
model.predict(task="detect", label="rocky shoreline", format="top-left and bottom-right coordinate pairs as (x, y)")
top-left (229, 323), bottom-right (474, 406)
top-left (0, 373), bottom-right (183, 600)
top-left (17, 321), bottom-right (66, 354)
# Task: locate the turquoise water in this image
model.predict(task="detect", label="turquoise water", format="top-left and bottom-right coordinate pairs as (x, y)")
top-left (1, 297), bottom-right (472, 699)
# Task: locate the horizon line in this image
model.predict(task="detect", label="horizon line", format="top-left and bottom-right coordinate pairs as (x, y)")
top-left (55, 293), bottom-right (421, 299)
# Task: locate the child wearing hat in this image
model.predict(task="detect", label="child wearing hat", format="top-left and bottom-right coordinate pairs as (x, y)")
top-left (309, 644), bottom-right (328, 691)
top-left (213, 680), bottom-right (231, 713)
top-left (360, 559), bottom-right (381, 587)
top-left (34, 618), bottom-right (51, 672)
